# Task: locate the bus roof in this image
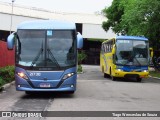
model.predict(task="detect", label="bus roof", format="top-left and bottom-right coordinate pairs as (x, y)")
top-left (102, 35), bottom-right (148, 44)
top-left (17, 20), bottom-right (76, 30)
top-left (116, 35), bottom-right (148, 41)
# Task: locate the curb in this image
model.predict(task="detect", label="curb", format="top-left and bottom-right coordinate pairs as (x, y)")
top-left (149, 75), bottom-right (160, 80)
top-left (0, 81), bottom-right (15, 91)
top-left (77, 72), bottom-right (84, 74)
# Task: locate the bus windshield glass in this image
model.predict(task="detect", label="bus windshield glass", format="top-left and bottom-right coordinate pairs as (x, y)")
top-left (115, 39), bottom-right (149, 66)
top-left (16, 30), bottom-right (76, 69)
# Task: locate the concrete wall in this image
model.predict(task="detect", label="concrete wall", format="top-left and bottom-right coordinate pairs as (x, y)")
top-left (82, 23), bottom-right (115, 39)
top-left (0, 13), bottom-right (44, 31)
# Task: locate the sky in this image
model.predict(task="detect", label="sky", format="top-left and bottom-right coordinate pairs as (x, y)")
top-left (0, 0), bottom-right (113, 14)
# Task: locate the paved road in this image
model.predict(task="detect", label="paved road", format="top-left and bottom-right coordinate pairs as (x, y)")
top-left (0, 65), bottom-right (160, 120)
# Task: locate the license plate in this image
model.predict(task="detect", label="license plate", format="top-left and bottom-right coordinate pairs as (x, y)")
top-left (39, 83), bottom-right (51, 88)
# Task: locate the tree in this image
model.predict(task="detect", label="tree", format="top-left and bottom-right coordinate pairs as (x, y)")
top-left (77, 50), bottom-right (87, 73)
top-left (121, 0), bottom-right (160, 49)
top-left (102, 0), bottom-right (160, 49)
top-left (102, 0), bottom-right (125, 34)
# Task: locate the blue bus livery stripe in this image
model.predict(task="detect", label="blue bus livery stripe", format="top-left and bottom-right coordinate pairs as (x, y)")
top-left (116, 36), bottom-right (148, 41)
top-left (118, 66), bottom-right (148, 72)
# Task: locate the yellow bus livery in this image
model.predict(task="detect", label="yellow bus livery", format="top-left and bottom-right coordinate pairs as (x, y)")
top-left (100, 35), bottom-right (149, 82)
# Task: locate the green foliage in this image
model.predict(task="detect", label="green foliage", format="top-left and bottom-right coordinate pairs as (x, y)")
top-left (77, 65), bottom-right (83, 73)
top-left (77, 51), bottom-right (87, 73)
top-left (0, 76), bottom-right (6, 87)
top-left (102, 0), bottom-right (125, 33)
top-left (78, 51), bottom-right (87, 65)
top-left (150, 71), bottom-right (160, 78)
top-left (0, 66), bottom-right (15, 87)
top-left (102, 0), bottom-right (160, 49)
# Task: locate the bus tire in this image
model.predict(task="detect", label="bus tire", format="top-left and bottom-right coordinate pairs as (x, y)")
top-left (104, 73), bottom-right (110, 78)
top-left (110, 68), bottom-right (116, 81)
top-left (137, 78), bottom-right (142, 82)
top-left (111, 76), bottom-right (116, 81)
top-left (103, 67), bottom-right (109, 78)
top-left (67, 91), bottom-right (75, 94)
top-left (25, 91), bottom-right (33, 95)
top-left (104, 73), bottom-right (107, 78)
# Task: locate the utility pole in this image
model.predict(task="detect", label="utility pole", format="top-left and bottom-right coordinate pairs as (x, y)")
top-left (10, 0), bottom-right (15, 34)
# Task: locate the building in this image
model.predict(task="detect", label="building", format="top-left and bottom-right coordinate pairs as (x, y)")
top-left (0, 2), bottom-right (116, 65)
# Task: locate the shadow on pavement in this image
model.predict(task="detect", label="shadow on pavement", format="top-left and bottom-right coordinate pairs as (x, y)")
top-left (21, 91), bottom-right (75, 99)
top-left (106, 77), bottom-right (160, 84)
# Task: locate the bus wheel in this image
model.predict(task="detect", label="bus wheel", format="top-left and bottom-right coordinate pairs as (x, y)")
top-left (110, 69), bottom-right (116, 81)
top-left (25, 91), bottom-right (33, 95)
top-left (137, 78), bottom-right (142, 82)
top-left (111, 76), bottom-right (116, 81)
top-left (104, 73), bottom-right (110, 78)
top-left (67, 91), bottom-right (75, 94)
top-left (102, 67), bottom-right (108, 78)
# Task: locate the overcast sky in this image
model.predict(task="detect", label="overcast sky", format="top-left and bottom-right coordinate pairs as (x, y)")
top-left (0, 0), bottom-right (113, 14)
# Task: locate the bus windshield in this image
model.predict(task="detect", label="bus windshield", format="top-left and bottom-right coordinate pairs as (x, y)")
top-left (115, 39), bottom-right (149, 66)
top-left (16, 30), bottom-right (76, 70)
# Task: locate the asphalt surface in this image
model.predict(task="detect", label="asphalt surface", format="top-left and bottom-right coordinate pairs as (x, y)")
top-left (0, 65), bottom-right (160, 120)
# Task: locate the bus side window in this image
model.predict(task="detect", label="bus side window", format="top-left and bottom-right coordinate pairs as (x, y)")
top-left (108, 41), bottom-right (112, 53)
top-left (103, 44), bottom-right (105, 52)
top-left (101, 44), bottom-right (105, 53)
top-left (110, 40), bottom-right (114, 52)
top-left (105, 43), bottom-right (107, 53)
top-left (107, 44), bottom-right (110, 52)
top-left (107, 43), bottom-right (110, 52)
top-left (105, 44), bottom-right (107, 52)
top-left (108, 44), bottom-right (110, 52)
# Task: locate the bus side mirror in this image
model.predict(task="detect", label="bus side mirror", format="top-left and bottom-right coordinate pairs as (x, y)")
top-left (7, 33), bottom-right (15, 50)
top-left (149, 47), bottom-right (153, 66)
top-left (77, 32), bottom-right (83, 49)
top-left (149, 48), bottom-right (153, 57)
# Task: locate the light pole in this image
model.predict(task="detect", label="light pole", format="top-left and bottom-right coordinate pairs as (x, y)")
top-left (10, 0), bottom-right (15, 34)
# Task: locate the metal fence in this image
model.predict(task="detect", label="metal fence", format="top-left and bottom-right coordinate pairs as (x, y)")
top-left (0, 40), bottom-right (14, 67)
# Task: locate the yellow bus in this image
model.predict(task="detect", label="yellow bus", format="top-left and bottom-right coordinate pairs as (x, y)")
top-left (100, 35), bottom-right (149, 82)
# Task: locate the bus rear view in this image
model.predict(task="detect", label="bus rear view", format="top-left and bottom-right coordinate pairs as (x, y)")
top-left (7, 20), bottom-right (83, 94)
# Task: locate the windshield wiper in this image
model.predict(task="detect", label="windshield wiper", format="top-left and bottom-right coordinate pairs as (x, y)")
top-left (31, 48), bottom-right (43, 67)
top-left (124, 56), bottom-right (142, 66)
top-left (47, 48), bottom-right (61, 69)
top-left (133, 57), bottom-right (142, 66)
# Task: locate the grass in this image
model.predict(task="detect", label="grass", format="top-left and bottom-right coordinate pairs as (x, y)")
top-left (0, 66), bottom-right (15, 88)
top-left (149, 71), bottom-right (160, 78)
top-left (77, 65), bottom-right (83, 73)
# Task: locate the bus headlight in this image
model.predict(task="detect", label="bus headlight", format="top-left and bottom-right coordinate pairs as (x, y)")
top-left (17, 72), bottom-right (29, 80)
top-left (62, 73), bottom-right (75, 80)
top-left (117, 69), bottom-right (123, 72)
top-left (142, 70), bottom-right (148, 72)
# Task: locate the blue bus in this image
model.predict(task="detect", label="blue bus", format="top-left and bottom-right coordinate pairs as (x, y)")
top-left (7, 20), bottom-right (83, 94)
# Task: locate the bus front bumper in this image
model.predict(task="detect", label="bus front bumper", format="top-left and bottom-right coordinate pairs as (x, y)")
top-left (16, 86), bottom-right (75, 92)
top-left (15, 75), bottom-right (76, 92)
top-left (114, 70), bottom-right (149, 78)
